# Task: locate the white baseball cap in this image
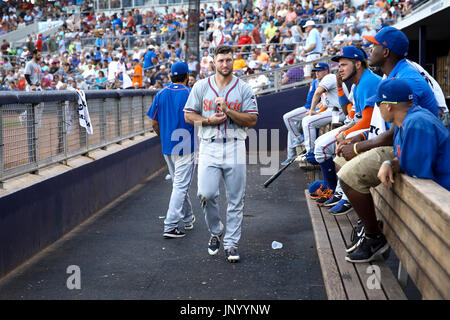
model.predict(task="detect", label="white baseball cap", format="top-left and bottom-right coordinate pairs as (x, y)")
top-left (304, 20), bottom-right (316, 27)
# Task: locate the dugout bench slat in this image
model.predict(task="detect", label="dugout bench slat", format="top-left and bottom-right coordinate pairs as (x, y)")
top-left (305, 190), bottom-right (407, 300)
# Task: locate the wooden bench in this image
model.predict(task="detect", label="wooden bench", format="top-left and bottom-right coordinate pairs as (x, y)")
top-left (305, 190), bottom-right (407, 300)
top-left (371, 174), bottom-right (450, 300)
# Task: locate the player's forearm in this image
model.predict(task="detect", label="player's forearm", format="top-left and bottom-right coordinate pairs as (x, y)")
top-left (184, 112), bottom-right (212, 126)
top-left (356, 127), bottom-right (394, 153)
top-left (225, 109), bottom-right (258, 128)
top-left (310, 89), bottom-right (323, 110)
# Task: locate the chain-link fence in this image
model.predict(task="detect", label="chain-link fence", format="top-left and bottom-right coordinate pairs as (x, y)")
top-left (0, 90), bottom-right (156, 183)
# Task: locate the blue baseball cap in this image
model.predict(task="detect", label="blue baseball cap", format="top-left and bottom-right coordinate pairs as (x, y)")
top-left (375, 78), bottom-right (414, 104)
top-left (171, 62), bottom-right (191, 76)
top-left (312, 62), bottom-right (329, 71)
top-left (363, 26), bottom-right (409, 57)
top-left (331, 46), bottom-right (367, 62)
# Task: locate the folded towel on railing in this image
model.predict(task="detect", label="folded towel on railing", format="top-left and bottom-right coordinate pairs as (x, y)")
top-left (74, 89), bottom-right (93, 135)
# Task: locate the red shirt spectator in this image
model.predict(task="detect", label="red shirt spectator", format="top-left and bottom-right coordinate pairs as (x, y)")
top-left (36, 34), bottom-right (43, 52)
top-left (238, 30), bottom-right (252, 46)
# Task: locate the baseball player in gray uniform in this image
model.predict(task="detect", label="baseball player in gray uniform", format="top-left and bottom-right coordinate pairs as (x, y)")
top-left (184, 45), bottom-right (258, 263)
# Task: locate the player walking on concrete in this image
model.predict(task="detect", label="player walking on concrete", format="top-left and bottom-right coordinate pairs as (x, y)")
top-left (184, 45), bottom-right (258, 263)
top-left (147, 62), bottom-right (196, 239)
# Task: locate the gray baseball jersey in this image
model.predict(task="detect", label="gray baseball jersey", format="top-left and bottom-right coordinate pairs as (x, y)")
top-left (183, 75), bottom-right (258, 140)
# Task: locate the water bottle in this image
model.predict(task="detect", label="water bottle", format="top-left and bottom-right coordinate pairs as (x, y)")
top-left (272, 241), bottom-right (283, 249)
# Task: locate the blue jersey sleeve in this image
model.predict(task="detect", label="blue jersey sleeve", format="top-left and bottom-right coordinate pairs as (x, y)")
top-left (304, 79), bottom-right (318, 110)
top-left (146, 93), bottom-right (159, 121)
top-left (396, 125), bottom-right (437, 180)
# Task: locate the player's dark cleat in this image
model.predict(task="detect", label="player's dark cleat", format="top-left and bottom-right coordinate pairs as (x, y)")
top-left (328, 199), bottom-right (353, 215)
top-left (225, 247), bottom-right (240, 263)
top-left (163, 227), bottom-right (186, 239)
top-left (208, 234), bottom-right (222, 255)
top-left (323, 191), bottom-right (343, 207)
top-left (346, 219), bottom-right (365, 253)
top-left (316, 188), bottom-right (335, 205)
top-left (345, 234), bottom-right (389, 263)
top-left (184, 215), bottom-right (195, 230)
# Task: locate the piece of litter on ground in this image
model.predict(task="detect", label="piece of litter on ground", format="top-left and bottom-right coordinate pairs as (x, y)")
top-left (159, 216), bottom-right (166, 219)
top-left (272, 241), bottom-right (283, 249)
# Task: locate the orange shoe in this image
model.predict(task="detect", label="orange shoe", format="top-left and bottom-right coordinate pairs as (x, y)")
top-left (315, 188), bottom-right (334, 205)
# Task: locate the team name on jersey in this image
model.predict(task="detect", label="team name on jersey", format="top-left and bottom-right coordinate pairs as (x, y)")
top-left (202, 99), bottom-right (242, 112)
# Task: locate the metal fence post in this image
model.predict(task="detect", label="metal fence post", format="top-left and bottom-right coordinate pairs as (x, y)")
top-left (117, 96), bottom-right (122, 144)
top-left (0, 105), bottom-right (4, 185)
top-left (58, 101), bottom-right (68, 164)
top-left (129, 97), bottom-right (134, 140)
top-left (101, 98), bottom-right (107, 149)
top-left (27, 104), bottom-right (38, 173)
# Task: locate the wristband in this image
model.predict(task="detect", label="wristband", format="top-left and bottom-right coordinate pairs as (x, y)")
top-left (383, 160), bottom-right (392, 166)
top-left (360, 132), bottom-right (367, 140)
top-left (207, 118), bottom-right (210, 125)
top-left (353, 142), bottom-right (359, 155)
top-left (342, 132), bottom-right (346, 140)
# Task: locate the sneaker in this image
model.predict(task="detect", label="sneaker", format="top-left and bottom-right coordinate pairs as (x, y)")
top-left (163, 227), bottom-right (186, 239)
top-left (281, 156), bottom-right (296, 165)
top-left (345, 219), bottom-right (365, 253)
top-left (323, 191), bottom-right (343, 207)
top-left (184, 215), bottom-right (195, 230)
top-left (315, 188), bottom-right (334, 205)
top-left (225, 247), bottom-right (240, 263)
top-left (328, 199), bottom-right (353, 215)
top-left (208, 234), bottom-right (222, 255)
top-left (310, 185), bottom-right (326, 199)
top-left (345, 234), bottom-right (389, 263)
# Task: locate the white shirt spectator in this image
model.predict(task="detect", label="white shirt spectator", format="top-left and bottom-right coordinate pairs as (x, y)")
top-left (333, 30), bottom-right (347, 46)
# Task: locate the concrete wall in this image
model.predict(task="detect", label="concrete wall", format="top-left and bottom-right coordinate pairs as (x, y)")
top-left (0, 135), bottom-right (166, 278)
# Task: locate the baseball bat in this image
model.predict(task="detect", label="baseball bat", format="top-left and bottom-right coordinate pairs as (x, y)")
top-left (263, 157), bottom-right (296, 188)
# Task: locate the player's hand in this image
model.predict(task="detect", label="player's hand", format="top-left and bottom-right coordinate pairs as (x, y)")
top-left (336, 72), bottom-right (343, 88)
top-left (336, 139), bottom-right (351, 156)
top-left (208, 112), bottom-right (227, 125)
top-left (378, 163), bottom-right (395, 189)
top-left (339, 143), bottom-right (357, 161)
top-left (214, 97), bottom-right (228, 114)
top-left (307, 109), bottom-right (317, 116)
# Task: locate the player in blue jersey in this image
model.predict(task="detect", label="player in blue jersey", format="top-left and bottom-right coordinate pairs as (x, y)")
top-left (332, 27), bottom-right (440, 263)
top-left (147, 62), bottom-right (196, 239)
top-left (376, 79), bottom-right (450, 191)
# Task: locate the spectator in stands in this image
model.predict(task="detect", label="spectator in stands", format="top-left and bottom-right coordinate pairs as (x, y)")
top-left (301, 20), bottom-right (322, 79)
top-left (132, 58), bottom-right (143, 89)
top-left (36, 34), bottom-right (43, 52)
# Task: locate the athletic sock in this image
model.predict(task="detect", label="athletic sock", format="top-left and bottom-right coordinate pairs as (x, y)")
top-left (320, 158), bottom-right (337, 191)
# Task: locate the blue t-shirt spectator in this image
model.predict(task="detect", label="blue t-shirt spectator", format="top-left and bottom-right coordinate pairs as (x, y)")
top-left (144, 50), bottom-right (156, 68)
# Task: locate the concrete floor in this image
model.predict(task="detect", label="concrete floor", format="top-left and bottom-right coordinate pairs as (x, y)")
top-left (0, 160), bottom-right (326, 300)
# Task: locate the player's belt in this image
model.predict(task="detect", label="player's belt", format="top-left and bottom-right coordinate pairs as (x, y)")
top-left (204, 138), bottom-right (238, 143)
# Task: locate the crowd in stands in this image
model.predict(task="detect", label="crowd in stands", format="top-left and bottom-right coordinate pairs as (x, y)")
top-left (0, 0), bottom-right (430, 91)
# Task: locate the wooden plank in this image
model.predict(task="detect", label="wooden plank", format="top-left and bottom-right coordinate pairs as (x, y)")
top-left (372, 186), bottom-right (450, 277)
top-left (318, 205), bottom-right (368, 299)
top-left (373, 191), bottom-right (450, 299)
top-left (304, 190), bottom-right (347, 300)
top-left (334, 214), bottom-right (388, 300)
top-left (377, 209), bottom-right (444, 300)
top-left (389, 174), bottom-right (450, 246)
top-left (342, 206), bottom-right (407, 300)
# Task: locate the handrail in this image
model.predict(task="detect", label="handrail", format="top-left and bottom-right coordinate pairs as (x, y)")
top-left (0, 89), bottom-right (158, 183)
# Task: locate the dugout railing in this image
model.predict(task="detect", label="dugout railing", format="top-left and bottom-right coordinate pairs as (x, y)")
top-left (0, 90), bottom-right (157, 185)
